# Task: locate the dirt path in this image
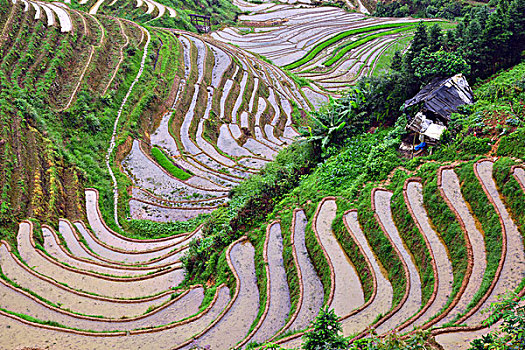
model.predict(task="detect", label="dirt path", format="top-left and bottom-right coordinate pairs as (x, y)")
top-left (106, 27), bottom-right (150, 229)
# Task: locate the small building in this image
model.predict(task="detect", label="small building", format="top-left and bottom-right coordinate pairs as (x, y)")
top-left (189, 14), bottom-right (211, 34)
top-left (404, 74), bottom-right (474, 146)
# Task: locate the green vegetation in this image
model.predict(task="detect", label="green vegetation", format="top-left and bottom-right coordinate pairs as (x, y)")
top-left (374, 0), bottom-right (470, 19)
top-left (303, 308), bottom-right (348, 350)
top-left (455, 161), bottom-right (503, 321)
top-left (150, 146), bottom-right (192, 180)
top-left (469, 292), bottom-right (525, 350)
top-left (126, 215), bottom-right (206, 239)
top-left (283, 69), bottom-right (311, 88)
top-left (283, 23), bottom-right (419, 70)
top-left (323, 26), bottom-right (416, 66)
top-left (371, 35), bottom-right (414, 76)
top-left (357, 185), bottom-right (407, 308)
top-left (0, 0), bottom-right (204, 247)
top-left (348, 5), bottom-right (525, 129)
top-left (349, 330), bottom-right (433, 349)
top-left (69, 0), bottom-right (240, 31)
top-left (2, 0), bottom-right (525, 347)
top-left (182, 141), bottom-right (319, 284)
top-left (432, 61), bottom-right (525, 161)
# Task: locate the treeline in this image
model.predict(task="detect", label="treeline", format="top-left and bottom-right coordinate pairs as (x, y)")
top-left (374, 0), bottom-right (468, 20)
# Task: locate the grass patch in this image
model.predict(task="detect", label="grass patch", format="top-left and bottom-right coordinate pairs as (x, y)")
top-left (283, 69), bottom-right (311, 88)
top-left (357, 185), bottom-right (406, 308)
top-left (418, 162), bottom-right (468, 320)
top-left (454, 162), bottom-right (502, 321)
top-left (372, 35), bottom-right (414, 76)
top-left (246, 224), bottom-right (269, 337)
top-left (390, 170), bottom-right (435, 306)
top-left (497, 128), bottom-right (525, 159)
top-left (283, 22), bottom-right (419, 70)
top-left (150, 146), bottom-right (192, 180)
top-left (323, 26), bottom-right (416, 67)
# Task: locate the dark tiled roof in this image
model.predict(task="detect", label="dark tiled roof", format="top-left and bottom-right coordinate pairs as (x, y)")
top-left (404, 74), bottom-right (474, 120)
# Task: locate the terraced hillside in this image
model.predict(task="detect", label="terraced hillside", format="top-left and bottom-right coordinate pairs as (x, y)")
top-left (121, 30), bottom-right (324, 222)
top-left (1, 156), bottom-right (525, 349)
top-left (1, 0), bottom-right (525, 347)
top-left (54, 0), bottom-right (240, 30)
top-left (212, 0), bottom-right (447, 95)
top-left (0, 0), bottom-right (199, 239)
top-left (0, 0), bottom-right (318, 227)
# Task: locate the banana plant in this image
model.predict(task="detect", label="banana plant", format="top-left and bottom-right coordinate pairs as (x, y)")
top-left (300, 87), bottom-right (368, 154)
top-left (300, 109), bottom-right (348, 151)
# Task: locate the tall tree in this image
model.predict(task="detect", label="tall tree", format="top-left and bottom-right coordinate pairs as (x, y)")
top-left (464, 19), bottom-right (484, 73)
top-left (413, 49), bottom-right (471, 82)
top-left (427, 24), bottom-right (444, 52)
top-left (391, 51), bottom-right (403, 71)
top-left (482, 6), bottom-right (512, 72)
top-left (508, 0), bottom-right (525, 58)
top-left (403, 21), bottom-right (428, 74)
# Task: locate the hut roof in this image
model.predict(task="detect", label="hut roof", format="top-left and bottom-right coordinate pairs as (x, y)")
top-left (404, 74), bottom-right (474, 120)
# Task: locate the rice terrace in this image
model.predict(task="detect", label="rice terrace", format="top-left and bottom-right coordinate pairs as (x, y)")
top-left (0, 0), bottom-right (525, 347)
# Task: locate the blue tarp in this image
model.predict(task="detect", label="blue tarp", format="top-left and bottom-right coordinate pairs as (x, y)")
top-left (415, 142), bottom-right (427, 151)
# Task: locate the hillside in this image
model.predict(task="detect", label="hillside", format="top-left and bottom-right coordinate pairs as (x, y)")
top-left (0, 0), bottom-right (524, 348)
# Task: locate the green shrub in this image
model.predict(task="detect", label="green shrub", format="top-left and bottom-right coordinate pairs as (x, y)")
top-left (459, 135), bottom-right (492, 155)
top-left (302, 307), bottom-right (349, 350)
top-left (150, 147), bottom-right (192, 180)
top-left (497, 128), bottom-right (525, 158)
top-left (469, 292), bottom-right (525, 350)
top-left (126, 216), bottom-right (205, 239)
